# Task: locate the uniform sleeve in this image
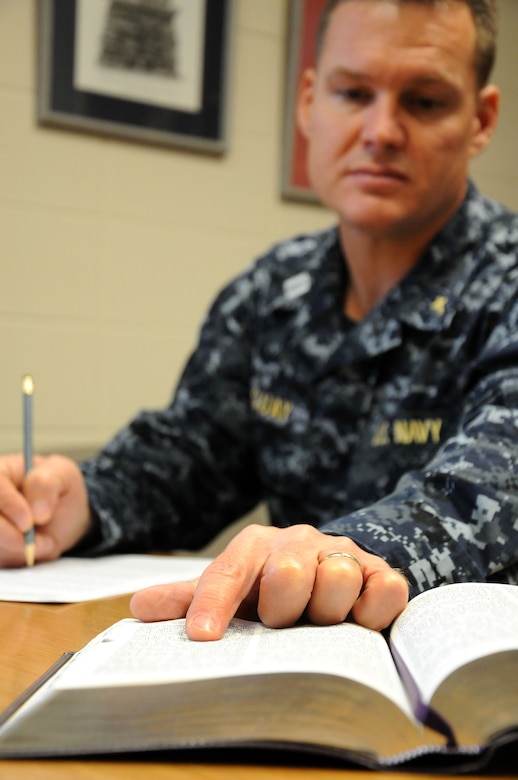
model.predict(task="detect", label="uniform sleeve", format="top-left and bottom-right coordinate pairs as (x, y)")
top-left (77, 271), bottom-right (263, 555)
top-left (320, 299), bottom-right (518, 597)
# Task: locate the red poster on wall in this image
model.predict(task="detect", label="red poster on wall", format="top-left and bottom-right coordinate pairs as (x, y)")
top-left (282, 0), bottom-right (328, 202)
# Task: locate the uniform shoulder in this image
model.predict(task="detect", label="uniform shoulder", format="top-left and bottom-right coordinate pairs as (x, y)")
top-left (251, 226), bottom-right (339, 277)
top-left (473, 193), bottom-right (518, 246)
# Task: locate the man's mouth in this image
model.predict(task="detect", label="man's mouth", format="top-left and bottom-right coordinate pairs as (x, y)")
top-left (349, 166), bottom-right (407, 182)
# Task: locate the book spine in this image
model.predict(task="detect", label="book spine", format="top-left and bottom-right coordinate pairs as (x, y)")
top-left (0, 652), bottom-right (75, 727)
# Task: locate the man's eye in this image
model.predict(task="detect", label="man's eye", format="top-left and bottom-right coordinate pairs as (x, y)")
top-left (335, 88), bottom-right (371, 104)
top-left (406, 95), bottom-right (444, 113)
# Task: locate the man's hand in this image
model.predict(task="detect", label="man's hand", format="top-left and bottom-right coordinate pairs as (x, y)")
top-left (130, 524), bottom-right (409, 640)
top-left (0, 453), bottom-right (92, 566)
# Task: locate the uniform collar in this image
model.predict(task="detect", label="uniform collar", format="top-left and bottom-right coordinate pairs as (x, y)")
top-left (274, 182), bottom-right (491, 367)
top-left (306, 182), bottom-right (488, 366)
top-left (359, 181), bottom-right (489, 336)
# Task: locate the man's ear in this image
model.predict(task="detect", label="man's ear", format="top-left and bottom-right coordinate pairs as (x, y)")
top-left (469, 84), bottom-right (500, 159)
top-left (296, 68), bottom-right (317, 140)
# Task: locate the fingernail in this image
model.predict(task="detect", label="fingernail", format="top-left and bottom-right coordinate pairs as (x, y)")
top-left (188, 612), bottom-right (218, 635)
top-left (13, 512), bottom-right (31, 533)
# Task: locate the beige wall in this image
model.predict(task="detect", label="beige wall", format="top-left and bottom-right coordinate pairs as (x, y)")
top-left (2, 0), bottom-right (517, 457)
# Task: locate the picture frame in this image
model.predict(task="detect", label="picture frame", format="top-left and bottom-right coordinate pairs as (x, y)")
top-left (281, 0), bottom-right (327, 202)
top-left (37, 0), bottom-right (233, 155)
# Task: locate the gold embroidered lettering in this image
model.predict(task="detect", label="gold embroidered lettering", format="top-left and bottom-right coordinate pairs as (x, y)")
top-left (410, 419), bottom-right (430, 444)
top-left (429, 418), bottom-right (443, 443)
top-left (371, 421), bottom-right (390, 447)
top-left (393, 418), bottom-right (443, 445)
top-left (250, 389), bottom-right (294, 423)
top-left (393, 419), bottom-right (411, 445)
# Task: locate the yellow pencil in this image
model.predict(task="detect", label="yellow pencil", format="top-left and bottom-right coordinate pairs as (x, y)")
top-left (22, 374), bottom-right (35, 567)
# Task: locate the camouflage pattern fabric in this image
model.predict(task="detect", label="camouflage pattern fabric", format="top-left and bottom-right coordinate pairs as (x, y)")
top-left (80, 182), bottom-right (518, 597)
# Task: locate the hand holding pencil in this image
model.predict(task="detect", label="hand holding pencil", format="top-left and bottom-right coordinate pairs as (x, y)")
top-left (0, 382), bottom-right (93, 568)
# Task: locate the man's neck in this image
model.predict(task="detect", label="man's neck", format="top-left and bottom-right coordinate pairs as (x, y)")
top-left (340, 226), bottom-right (437, 321)
top-left (339, 184), bottom-right (469, 321)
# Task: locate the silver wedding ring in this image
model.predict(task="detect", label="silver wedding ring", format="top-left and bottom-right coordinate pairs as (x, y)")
top-left (319, 551), bottom-right (362, 570)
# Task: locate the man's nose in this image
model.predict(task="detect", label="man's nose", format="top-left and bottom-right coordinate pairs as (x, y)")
top-left (360, 95), bottom-right (406, 152)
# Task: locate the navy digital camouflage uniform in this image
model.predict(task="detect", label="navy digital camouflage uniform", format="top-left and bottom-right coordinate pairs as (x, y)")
top-left (80, 182), bottom-right (518, 598)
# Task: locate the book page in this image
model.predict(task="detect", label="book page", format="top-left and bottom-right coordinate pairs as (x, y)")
top-left (0, 555), bottom-right (211, 602)
top-left (390, 583), bottom-right (518, 703)
top-left (55, 618), bottom-right (414, 718)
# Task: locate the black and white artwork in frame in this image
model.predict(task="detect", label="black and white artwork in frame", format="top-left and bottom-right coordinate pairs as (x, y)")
top-left (38, 0), bottom-right (233, 154)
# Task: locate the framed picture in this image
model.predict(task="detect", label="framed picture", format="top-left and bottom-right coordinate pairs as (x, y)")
top-left (37, 0), bottom-right (233, 154)
top-left (281, 0), bottom-right (327, 202)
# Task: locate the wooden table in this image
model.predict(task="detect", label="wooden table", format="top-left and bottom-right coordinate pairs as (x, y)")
top-left (0, 596), bottom-right (515, 779)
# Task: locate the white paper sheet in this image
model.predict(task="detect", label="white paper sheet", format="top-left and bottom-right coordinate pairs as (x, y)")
top-left (0, 555), bottom-right (212, 603)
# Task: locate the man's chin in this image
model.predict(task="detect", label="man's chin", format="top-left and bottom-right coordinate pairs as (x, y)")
top-left (336, 208), bottom-right (413, 239)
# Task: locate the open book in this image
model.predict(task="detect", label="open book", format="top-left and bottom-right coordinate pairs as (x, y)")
top-left (0, 582), bottom-right (517, 770)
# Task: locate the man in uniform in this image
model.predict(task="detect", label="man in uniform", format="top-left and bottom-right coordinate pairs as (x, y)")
top-left (1, 0), bottom-right (517, 640)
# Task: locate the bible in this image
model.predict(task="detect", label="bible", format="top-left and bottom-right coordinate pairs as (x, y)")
top-left (0, 582), bottom-right (517, 770)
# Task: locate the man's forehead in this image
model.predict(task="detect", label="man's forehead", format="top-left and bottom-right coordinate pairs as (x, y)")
top-left (320, 1), bottom-right (477, 72)
top-left (323, 0), bottom-right (475, 37)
